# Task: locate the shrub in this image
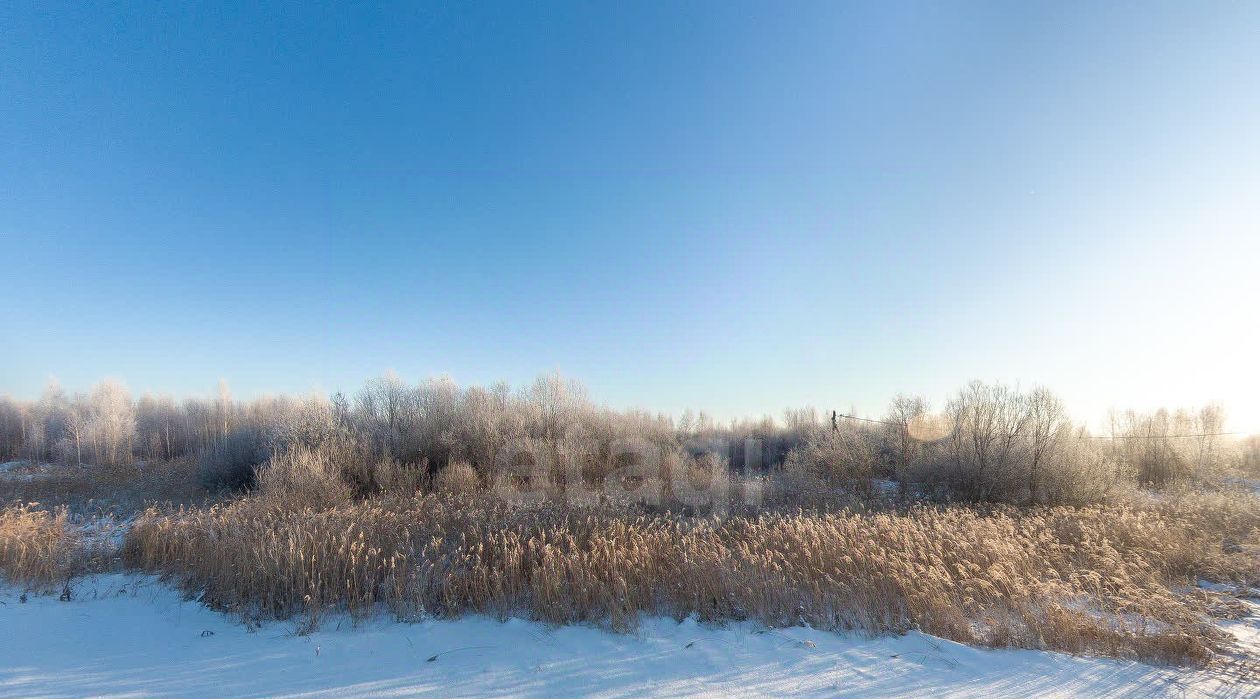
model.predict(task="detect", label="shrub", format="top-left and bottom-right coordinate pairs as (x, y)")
top-left (779, 425), bottom-right (876, 500)
top-left (370, 457), bottom-right (428, 495)
top-left (255, 444), bottom-right (353, 509)
top-left (433, 461), bottom-right (480, 494)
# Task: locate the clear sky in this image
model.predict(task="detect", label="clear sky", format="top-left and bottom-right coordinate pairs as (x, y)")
top-left (2, 2), bottom-right (1258, 432)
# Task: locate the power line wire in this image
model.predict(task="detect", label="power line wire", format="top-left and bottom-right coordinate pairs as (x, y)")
top-left (834, 413), bottom-right (899, 427)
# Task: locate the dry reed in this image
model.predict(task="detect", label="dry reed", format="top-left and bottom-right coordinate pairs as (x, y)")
top-left (122, 491), bottom-right (1260, 665)
top-left (0, 504), bottom-right (87, 587)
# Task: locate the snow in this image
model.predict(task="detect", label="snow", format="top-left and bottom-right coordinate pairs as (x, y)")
top-left (0, 461), bottom-right (57, 483)
top-left (4, 576), bottom-right (1259, 697)
top-left (0, 461), bottom-right (32, 478)
top-left (76, 512), bottom-right (134, 551)
top-left (871, 478), bottom-right (900, 498)
top-left (1227, 478), bottom-right (1260, 497)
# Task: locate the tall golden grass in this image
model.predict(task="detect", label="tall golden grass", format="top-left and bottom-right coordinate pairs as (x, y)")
top-left (7, 443), bottom-right (1257, 667)
top-left (123, 490), bottom-right (1260, 665)
top-left (0, 504), bottom-right (86, 587)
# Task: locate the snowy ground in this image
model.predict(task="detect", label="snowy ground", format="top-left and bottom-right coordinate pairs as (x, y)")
top-left (3, 576), bottom-right (1259, 698)
top-left (0, 461), bottom-right (34, 478)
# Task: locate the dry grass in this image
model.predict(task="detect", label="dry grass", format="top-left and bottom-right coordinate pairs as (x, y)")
top-left (0, 460), bottom-right (203, 589)
top-left (255, 445), bottom-right (355, 509)
top-left (123, 490), bottom-right (1260, 665)
top-left (433, 461), bottom-right (480, 495)
top-left (0, 504), bottom-right (88, 587)
top-left (0, 459), bottom-right (210, 516)
top-left (8, 444), bottom-right (1257, 666)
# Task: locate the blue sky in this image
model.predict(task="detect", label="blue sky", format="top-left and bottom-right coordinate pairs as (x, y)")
top-left (3, 2), bottom-right (1258, 430)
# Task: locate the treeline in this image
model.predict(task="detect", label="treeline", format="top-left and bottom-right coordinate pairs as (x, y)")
top-left (782, 382), bottom-right (1243, 506)
top-left (0, 374), bottom-right (1253, 505)
top-left (0, 378), bottom-right (277, 467)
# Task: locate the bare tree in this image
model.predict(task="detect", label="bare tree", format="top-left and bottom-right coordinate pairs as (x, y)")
top-left (1193, 404), bottom-right (1226, 477)
top-left (946, 381), bottom-right (1030, 502)
top-left (1024, 387), bottom-right (1068, 503)
top-left (217, 379), bottom-right (233, 439)
top-left (65, 395), bottom-right (90, 465)
top-left (356, 371), bottom-right (410, 457)
top-left (884, 394), bottom-right (929, 499)
top-left (88, 379), bottom-right (135, 466)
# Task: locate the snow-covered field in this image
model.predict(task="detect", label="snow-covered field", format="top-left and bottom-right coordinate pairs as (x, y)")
top-left (3, 576), bottom-right (1258, 698)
